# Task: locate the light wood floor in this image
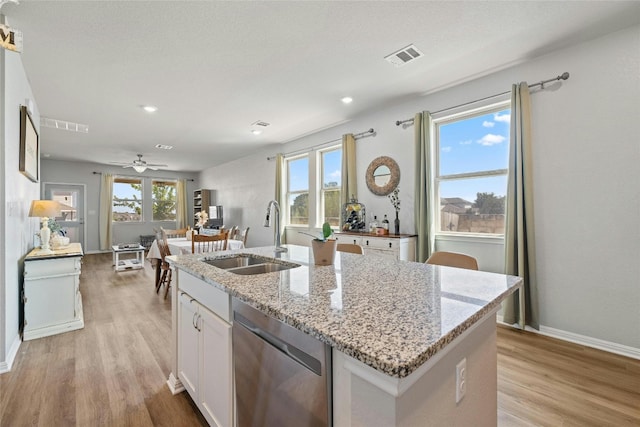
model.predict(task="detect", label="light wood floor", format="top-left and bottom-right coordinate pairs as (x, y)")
top-left (1, 253), bottom-right (638, 426)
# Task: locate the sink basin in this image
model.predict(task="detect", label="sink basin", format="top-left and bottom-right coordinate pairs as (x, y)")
top-left (203, 254), bottom-right (267, 269)
top-left (227, 262), bottom-right (299, 275)
top-left (203, 254), bottom-right (300, 275)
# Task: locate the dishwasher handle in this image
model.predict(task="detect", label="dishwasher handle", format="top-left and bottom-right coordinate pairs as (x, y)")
top-left (234, 311), bottom-right (322, 376)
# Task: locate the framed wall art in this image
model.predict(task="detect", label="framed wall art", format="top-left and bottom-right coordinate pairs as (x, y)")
top-left (19, 105), bottom-right (39, 182)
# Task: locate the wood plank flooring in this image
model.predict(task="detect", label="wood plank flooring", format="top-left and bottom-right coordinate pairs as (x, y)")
top-left (0, 253), bottom-right (206, 427)
top-left (1, 253), bottom-right (639, 426)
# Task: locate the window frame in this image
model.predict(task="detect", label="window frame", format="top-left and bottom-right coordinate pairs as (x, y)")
top-left (317, 145), bottom-right (342, 228)
top-left (432, 99), bottom-right (510, 238)
top-left (285, 153), bottom-right (310, 227)
top-left (151, 179), bottom-right (177, 222)
top-left (112, 176), bottom-right (144, 223)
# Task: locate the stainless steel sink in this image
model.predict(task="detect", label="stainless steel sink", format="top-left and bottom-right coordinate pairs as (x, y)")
top-left (203, 254), bottom-right (300, 275)
top-left (227, 262), bottom-right (298, 275)
top-left (203, 254), bottom-right (268, 269)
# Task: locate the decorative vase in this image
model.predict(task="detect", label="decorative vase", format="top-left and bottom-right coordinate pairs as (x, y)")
top-left (311, 239), bottom-right (337, 266)
top-left (394, 212), bottom-right (400, 235)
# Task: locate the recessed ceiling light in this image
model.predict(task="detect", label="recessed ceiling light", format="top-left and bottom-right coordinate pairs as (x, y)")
top-left (155, 144), bottom-right (173, 150)
top-left (341, 97), bottom-right (353, 104)
top-left (142, 105), bottom-right (158, 113)
top-left (251, 130), bottom-right (262, 135)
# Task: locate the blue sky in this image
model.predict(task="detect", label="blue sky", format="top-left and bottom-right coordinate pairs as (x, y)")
top-left (438, 108), bottom-right (510, 202)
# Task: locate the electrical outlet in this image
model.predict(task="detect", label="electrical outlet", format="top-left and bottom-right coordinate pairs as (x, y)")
top-left (456, 358), bottom-right (467, 403)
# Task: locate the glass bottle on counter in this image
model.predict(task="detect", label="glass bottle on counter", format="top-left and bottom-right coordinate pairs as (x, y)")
top-left (369, 215), bottom-right (378, 233)
top-left (382, 215), bottom-right (389, 231)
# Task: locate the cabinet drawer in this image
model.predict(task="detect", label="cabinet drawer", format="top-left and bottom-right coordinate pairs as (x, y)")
top-left (361, 237), bottom-right (397, 250)
top-left (179, 271), bottom-right (231, 323)
top-left (25, 256), bottom-right (81, 278)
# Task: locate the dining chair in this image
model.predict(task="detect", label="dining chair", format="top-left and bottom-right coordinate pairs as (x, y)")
top-left (238, 227), bottom-right (250, 247)
top-left (192, 231), bottom-right (229, 254)
top-left (228, 226), bottom-right (239, 240)
top-left (425, 251), bottom-right (479, 270)
top-left (161, 227), bottom-right (189, 239)
top-left (336, 243), bottom-right (363, 254)
top-left (155, 230), bottom-right (173, 299)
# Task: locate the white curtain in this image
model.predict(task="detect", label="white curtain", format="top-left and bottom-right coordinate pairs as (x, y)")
top-left (275, 153), bottom-right (286, 244)
top-left (176, 179), bottom-right (188, 229)
top-left (341, 133), bottom-right (357, 206)
top-left (503, 82), bottom-right (539, 329)
top-left (99, 173), bottom-right (114, 250)
top-left (414, 112), bottom-right (434, 262)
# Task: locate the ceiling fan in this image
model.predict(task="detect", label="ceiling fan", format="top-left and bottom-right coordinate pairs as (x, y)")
top-left (109, 154), bottom-right (168, 173)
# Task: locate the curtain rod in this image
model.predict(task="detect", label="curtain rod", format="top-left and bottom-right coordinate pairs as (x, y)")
top-left (395, 72), bottom-right (570, 127)
top-left (92, 171), bottom-right (194, 181)
top-left (266, 128), bottom-right (375, 161)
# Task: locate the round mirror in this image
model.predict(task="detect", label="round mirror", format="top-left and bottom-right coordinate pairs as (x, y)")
top-left (366, 156), bottom-right (400, 196)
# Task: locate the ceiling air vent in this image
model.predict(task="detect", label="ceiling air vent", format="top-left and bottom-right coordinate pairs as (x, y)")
top-left (251, 120), bottom-right (270, 127)
top-left (384, 44), bottom-right (423, 68)
top-left (40, 117), bottom-right (89, 133)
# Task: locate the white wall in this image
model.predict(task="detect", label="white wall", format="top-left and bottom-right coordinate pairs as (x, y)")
top-left (199, 148), bottom-right (276, 249)
top-left (1, 41), bottom-right (41, 372)
top-left (200, 25), bottom-right (640, 352)
top-left (40, 159), bottom-right (199, 253)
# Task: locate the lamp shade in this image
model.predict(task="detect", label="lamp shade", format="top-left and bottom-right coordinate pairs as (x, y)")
top-left (133, 165), bottom-right (147, 173)
top-left (28, 200), bottom-right (61, 218)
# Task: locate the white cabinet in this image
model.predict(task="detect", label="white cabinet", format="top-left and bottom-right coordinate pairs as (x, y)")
top-left (177, 273), bottom-right (232, 427)
top-left (23, 243), bottom-right (84, 340)
top-left (335, 233), bottom-right (417, 261)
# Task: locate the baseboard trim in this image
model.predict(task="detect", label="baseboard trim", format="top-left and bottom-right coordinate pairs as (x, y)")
top-left (0, 335), bottom-right (22, 374)
top-left (497, 315), bottom-right (640, 360)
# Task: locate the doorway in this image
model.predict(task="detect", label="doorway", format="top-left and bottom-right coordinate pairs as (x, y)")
top-left (44, 183), bottom-right (86, 248)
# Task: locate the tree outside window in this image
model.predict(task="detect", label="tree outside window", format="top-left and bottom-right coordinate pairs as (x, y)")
top-left (287, 156), bottom-right (309, 225)
top-left (320, 148), bottom-right (341, 226)
top-left (152, 180), bottom-right (177, 221)
top-left (113, 177), bottom-right (143, 222)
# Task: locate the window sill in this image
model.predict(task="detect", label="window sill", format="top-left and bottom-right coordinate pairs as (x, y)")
top-left (435, 233), bottom-right (504, 245)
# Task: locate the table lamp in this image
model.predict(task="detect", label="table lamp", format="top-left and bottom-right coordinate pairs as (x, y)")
top-left (29, 200), bottom-right (61, 254)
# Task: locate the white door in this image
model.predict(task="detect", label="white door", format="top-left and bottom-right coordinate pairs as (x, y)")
top-left (44, 183), bottom-right (85, 247)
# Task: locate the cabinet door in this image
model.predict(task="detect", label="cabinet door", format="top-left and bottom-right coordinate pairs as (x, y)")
top-left (199, 305), bottom-right (233, 427)
top-left (178, 292), bottom-right (200, 398)
top-left (24, 277), bottom-right (76, 330)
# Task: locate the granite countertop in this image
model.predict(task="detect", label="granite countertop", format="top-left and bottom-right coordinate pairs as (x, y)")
top-left (25, 242), bottom-right (84, 260)
top-left (168, 244), bottom-right (522, 378)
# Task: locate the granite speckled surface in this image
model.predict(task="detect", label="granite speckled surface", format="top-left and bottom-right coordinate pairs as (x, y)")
top-left (168, 244), bottom-right (522, 378)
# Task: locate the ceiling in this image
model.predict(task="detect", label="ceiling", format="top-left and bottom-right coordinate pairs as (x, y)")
top-left (4, 1), bottom-right (639, 172)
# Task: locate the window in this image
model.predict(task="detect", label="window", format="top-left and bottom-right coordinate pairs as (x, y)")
top-left (286, 155), bottom-right (309, 225)
top-left (320, 147), bottom-right (342, 226)
top-left (152, 180), bottom-right (177, 221)
top-left (434, 101), bottom-right (510, 235)
top-left (112, 177), bottom-right (143, 222)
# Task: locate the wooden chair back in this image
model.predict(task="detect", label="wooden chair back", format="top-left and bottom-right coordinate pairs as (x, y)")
top-left (239, 227), bottom-right (250, 247)
top-left (161, 227), bottom-right (189, 239)
top-left (336, 243), bottom-right (363, 254)
top-left (192, 231), bottom-right (229, 254)
top-left (425, 251), bottom-right (479, 270)
top-left (227, 226), bottom-right (239, 240)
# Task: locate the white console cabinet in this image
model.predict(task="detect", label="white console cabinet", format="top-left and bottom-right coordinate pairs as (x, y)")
top-left (176, 271), bottom-right (232, 427)
top-left (23, 243), bottom-right (84, 340)
top-left (335, 232), bottom-right (417, 261)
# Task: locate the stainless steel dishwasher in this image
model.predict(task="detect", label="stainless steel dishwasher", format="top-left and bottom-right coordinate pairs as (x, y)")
top-left (232, 298), bottom-right (332, 427)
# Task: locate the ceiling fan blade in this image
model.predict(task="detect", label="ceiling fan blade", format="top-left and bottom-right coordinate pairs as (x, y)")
top-left (108, 161), bottom-right (133, 166)
top-left (146, 163), bottom-right (168, 168)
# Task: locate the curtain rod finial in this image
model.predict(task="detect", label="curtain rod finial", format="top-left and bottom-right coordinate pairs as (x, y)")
top-left (560, 72), bottom-right (570, 80)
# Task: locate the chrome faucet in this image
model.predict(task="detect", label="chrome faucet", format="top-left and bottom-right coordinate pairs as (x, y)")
top-left (264, 200), bottom-right (287, 253)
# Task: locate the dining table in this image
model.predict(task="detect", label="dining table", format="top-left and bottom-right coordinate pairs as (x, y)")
top-left (147, 237), bottom-right (245, 287)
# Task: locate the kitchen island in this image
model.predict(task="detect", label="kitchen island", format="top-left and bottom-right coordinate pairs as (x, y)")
top-left (167, 245), bottom-right (522, 426)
